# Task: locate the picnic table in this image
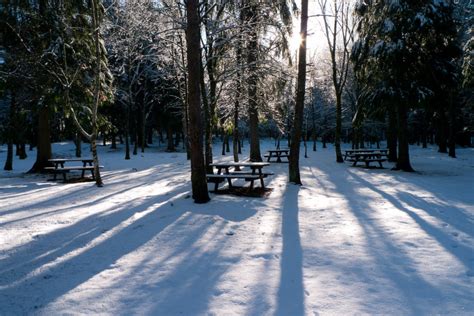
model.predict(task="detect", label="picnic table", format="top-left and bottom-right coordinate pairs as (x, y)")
top-left (343, 149), bottom-right (388, 161)
top-left (346, 152), bottom-right (388, 168)
top-left (207, 162), bottom-right (272, 192)
top-left (45, 158), bottom-right (101, 181)
top-left (264, 149), bottom-right (290, 163)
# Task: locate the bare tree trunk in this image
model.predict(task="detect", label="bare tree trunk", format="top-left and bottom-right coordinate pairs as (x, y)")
top-left (29, 105), bottom-right (52, 172)
top-left (448, 94), bottom-right (456, 158)
top-left (245, 6), bottom-right (262, 162)
top-left (186, 0), bottom-right (210, 203)
top-left (334, 93), bottom-right (343, 162)
top-left (437, 111), bottom-right (448, 153)
top-left (90, 0), bottom-right (103, 186)
top-left (18, 143), bottom-right (27, 160)
top-left (311, 101), bottom-right (317, 151)
top-left (394, 103), bottom-right (414, 171)
top-left (387, 108), bottom-right (398, 162)
top-left (4, 92), bottom-right (15, 170)
top-left (4, 141), bottom-right (13, 171)
top-left (75, 132), bottom-right (82, 157)
top-left (289, 0), bottom-right (308, 184)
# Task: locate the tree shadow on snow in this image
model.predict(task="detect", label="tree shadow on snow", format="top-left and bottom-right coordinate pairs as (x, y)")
top-left (318, 167), bottom-right (472, 313)
top-left (275, 184), bottom-right (305, 316)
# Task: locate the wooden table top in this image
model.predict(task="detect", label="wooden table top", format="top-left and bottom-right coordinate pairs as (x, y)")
top-left (210, 162), bottom-right (270, 168)
top-left (48, 158), bottom-right (94, 162)
top-left (345, 149), bottom-right (388, 153)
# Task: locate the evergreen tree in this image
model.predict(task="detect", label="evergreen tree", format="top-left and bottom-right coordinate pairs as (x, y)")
top-left (353, 0), bottom-right (461, 171)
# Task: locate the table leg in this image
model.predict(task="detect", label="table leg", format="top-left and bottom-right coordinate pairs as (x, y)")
top-left (53, 163), bottom-right (61, 181)
top-left (82, 161), bottom-right (87, 178)
top-left (257, 167), bottom-right (265, 188)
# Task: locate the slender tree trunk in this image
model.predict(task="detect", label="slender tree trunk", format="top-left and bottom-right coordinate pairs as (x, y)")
top-left (289, 0), bottom-right (308, 184)
top-left (201, 59), bottom-right (213, 172)
top-left (394, 103), bottom-right (414, 171)
top-left (186, 0), bottom-right (210, 203)
top-left (29, 105), bottom-right (52, 172)
top-left (387, 108), bottom-right (398, 162)
top-left (133, 132), bottom-right (138, 155)
top-left (311, 103), bottom-right (317, 152)
top-left (421, 111), bottom-right (428, 148)
top-left (448, 95), bottom-right (456, 158)
top-left (437, 111), bottom-right (448, 153)
top-left (4, 141), bottom-right (13, 171)
top-left (334, 93), bottom-right (343, 162)
top-left (75, 132), bottom-right (82, 157)
top-left (90, 0), bottom-right (103, 186)
top-left (233, 93), bottom-right (240, 164)
top-left (245, 6), bottom-right (262, 162)
top-left (167, 125), bottom-right (175, 152)
top-left (125, 131), bottom-right (130, 159)
top-left (18, 143), bottom-right (27, 159)
top-left (111, 129), bottom-right (117, 149)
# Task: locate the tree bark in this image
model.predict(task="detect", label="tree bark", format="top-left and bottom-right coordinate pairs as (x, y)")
top-left (29, 105), bottom-right (52, 172)
top-left (75, 132), bottom-right (82, 157)
top-left (4, 141), bottom-right (13, 171)
top-left (200, 58), bottom-right (213, 172)
top-left (334, 93), bottom-right (343, 162)
top-left (245, 5), bottom-right (262, 162)
top-left (387, 108), bottom-right (398, 162)
top-left (186, 0), bottom-right (210, 203)
top-left (394, 103), bottom-right (414, 171)
top-left (289, 0), bottom-right (308, 184)
top-left (448, 94), bottom-right (456, 158)
top-left (437, 111), bottom-right (448, 153)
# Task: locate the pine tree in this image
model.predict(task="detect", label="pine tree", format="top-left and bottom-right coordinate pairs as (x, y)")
top-left (353, 0), bottom-right (461, 171)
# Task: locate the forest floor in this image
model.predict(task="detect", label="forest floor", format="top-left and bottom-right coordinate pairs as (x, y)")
top-left (1, 140), bottom-right (473, 315)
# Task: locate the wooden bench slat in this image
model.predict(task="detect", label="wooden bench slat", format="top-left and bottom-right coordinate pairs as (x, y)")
top-left (45, 166), bottom-right (103, 171)
top-left (229, 171), bottom-right (274, 176)
top-left (207, 174), bottom-right (261, 179)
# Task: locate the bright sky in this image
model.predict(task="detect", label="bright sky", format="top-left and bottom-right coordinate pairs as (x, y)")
top-left (290, 0), bottom-right (354, 59)
top-left (291, 0), bottom-right (327, 53)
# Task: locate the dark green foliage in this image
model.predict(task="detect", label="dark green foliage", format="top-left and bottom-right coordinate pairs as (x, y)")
top-left (352, 0), bottom-right (462, 170)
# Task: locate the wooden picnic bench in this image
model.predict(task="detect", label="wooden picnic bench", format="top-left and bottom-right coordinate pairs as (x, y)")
top-left (343, 149), bottom-right (388, 161)
top-left (264, 149), bottom-right (290, 163)
top-left (45, 158), bottom-right (103, 181)
top-left (346, 152), bottom-right (388, 168)
top-left (207, 162), bottom-right (272, 192)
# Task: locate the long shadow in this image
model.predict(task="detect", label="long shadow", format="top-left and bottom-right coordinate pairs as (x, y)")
top-left (275, 184), bottom-right (305, 316)
top-left (141, 221), bottom-right (238, 315)
top-left (397, 191), bottom-right (474, 240)
top-left (348, 171), bottom-right (474, 272)
top-left (0, 182), bottom-right (191, 313)
top-left (0, 165), bottom-right (179, 218)
top-left (319, 168), bottom-right (449, 314)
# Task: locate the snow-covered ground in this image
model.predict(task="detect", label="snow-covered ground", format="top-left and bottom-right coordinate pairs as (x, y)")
top-left (1, 140), bottom-right (473, 315)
